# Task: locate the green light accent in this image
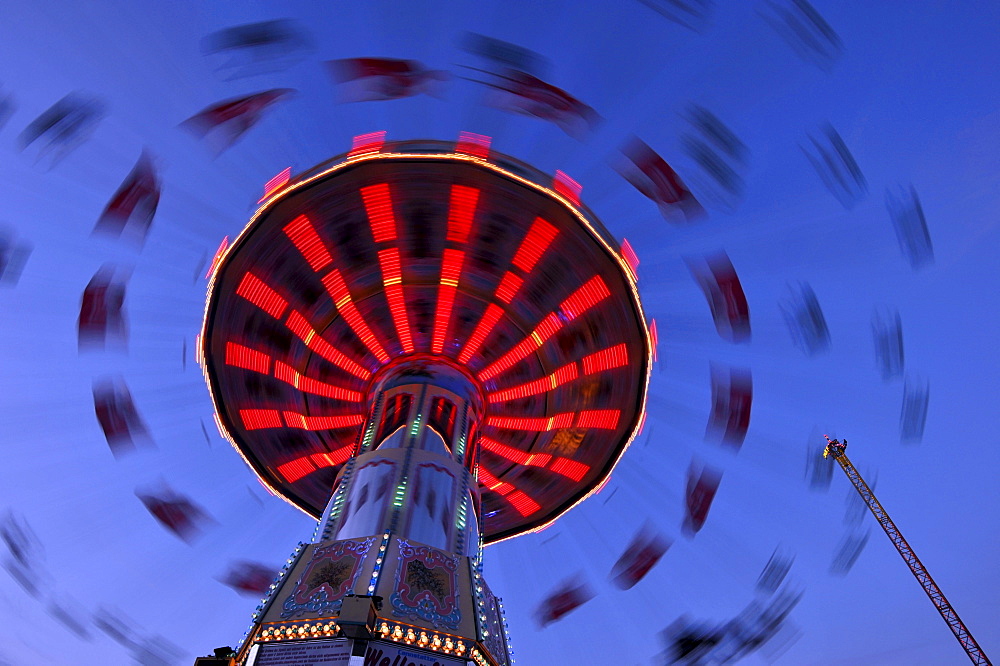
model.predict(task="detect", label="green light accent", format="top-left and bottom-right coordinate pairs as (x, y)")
top-left (393, 479), bottom-right (408, 507)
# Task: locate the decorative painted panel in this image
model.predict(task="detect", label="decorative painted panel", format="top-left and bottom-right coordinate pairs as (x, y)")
top-left (280, 537), bottom-right (374, 619)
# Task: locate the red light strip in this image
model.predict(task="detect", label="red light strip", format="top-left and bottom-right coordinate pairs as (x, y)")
top-left (457, 218), bottom-right (559, 369)
top-left (561, 275), bottom-right (611, 320)
top-left (486, 410), bottom-right (619, 431)
top-left (313, 448), bottom-right (354, 467)
top-left (479, 337), bottom-right (540, 382)
top-left (321, 269), bottom-right (390, 363)
top-left (445, 185), bottom-right (480, 244)
top-left (277, 457), bottom-right (315, 483)
top-left (457, 303), bottom-right (504, 365)
top-left (534, 313), bottom-right (563, 340)
top-left (223, 342), bottom-right (362, 402)
top-left (277, 446), bottom-right (355, 482)
top-left (548, 457), bottom-right (589, 482)
top-left (225, 342), bottom-right (271, 374)
top-left (650, 319), bottom-right (659, 362)
top-left (361, 183), bottom-right (396, 243)
top-left (495, 272), bottom-right (523, 304)
top-left (480, 436), bottom-right (589, 482)
top-left (240, 409), bottom-right (283, 430)
top-left (478, 313), bottom-right (563, 382)
top-left (477, 467), bottom-right (540, 516)
top-left (282, 411), bottom-right (364, 431)
top-left (481, 436), bottom-right (551, 467)
top-left (431, 249), bottom-right (465, 354)
top-left (259, 167), bottom-right (291, 203)
top-left (488, 361), bottom-right (578, 403)
top-left (486, 413), bottom-right (574, 432)
top-left (620, 238), bottom-right (639, 278)
top-left (455, 131), bottom-right (491, 159)
top-left (236, 272), bottom-right (288, 319)
top-left (581, 343), bottom-right (629, 375)
top-left (553, 170), bottom-right (582, 205)
top-left (285, 310), bottom-right (371, 379)
top-left (478, 276), bottom-right (609, 381)
top-left (377, 249), bottom-right (414, 354)
top-left (349, 131), bottom-right (386, 157)
top-left (205, 236), bottom-right (229, 280)
top-left (273, 361), bottom-right (362, 402)
top-left (283, 215), bottom-right (333, 272)
top-left (500, 487), bottom-right (540, 516)
top-left (576, 409), bottom-right (620, 429)
top-left (511, 217), bottom-right (559, 273)
top-left (486, 341), bottom-right (628, 404)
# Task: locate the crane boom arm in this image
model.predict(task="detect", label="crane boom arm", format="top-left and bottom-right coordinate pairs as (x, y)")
top-left (830, 449), bottom-right (991, 666)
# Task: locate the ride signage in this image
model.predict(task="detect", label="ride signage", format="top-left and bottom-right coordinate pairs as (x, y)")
top-left (362, 641), bottom-right (466, 666)
top-left (255, 639), bottom-right (351, 666)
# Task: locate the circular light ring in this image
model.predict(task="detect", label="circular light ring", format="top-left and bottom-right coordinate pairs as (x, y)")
top-left (202, 143), bottom-right (652, 543)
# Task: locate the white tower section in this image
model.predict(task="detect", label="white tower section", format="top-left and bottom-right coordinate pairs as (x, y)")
top-left (316, 357), bottom-right (482, 557)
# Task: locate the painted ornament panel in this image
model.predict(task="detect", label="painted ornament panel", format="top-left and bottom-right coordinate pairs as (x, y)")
top-left (389, 538), bottom-right (461, 629)
top-left (281, 537), bottom-right (374, 619)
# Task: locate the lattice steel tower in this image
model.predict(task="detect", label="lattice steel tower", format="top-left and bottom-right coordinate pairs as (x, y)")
top-left (823, 437), bottom-right (991, 666)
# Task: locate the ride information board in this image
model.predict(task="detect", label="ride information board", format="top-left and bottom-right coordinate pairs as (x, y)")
top-left (256, 639), bottom-right (351, 666)
top-left (363, 642), bottom-right (467, 666)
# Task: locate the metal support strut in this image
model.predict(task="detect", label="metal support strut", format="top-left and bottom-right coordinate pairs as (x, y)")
top-left (823, 436), bottom-right (991, 666)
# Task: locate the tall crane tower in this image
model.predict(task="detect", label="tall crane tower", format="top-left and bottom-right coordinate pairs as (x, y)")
top-left (822, 436), bottom-right (992, 666)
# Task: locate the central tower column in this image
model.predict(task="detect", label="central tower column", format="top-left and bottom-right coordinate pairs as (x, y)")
top-left (240, 357), bottom-right (509, 666)
top-left (318, 356), bottom-right (484, 558)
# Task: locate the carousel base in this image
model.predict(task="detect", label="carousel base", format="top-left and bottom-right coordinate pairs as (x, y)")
top-left (218, 532), bottom-right (512, 666)
top-left (244, 636), bottom-right (471, 666)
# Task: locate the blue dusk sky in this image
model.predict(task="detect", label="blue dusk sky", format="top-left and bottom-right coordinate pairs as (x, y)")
top-left (0, 2), bottom-right (997, 665)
